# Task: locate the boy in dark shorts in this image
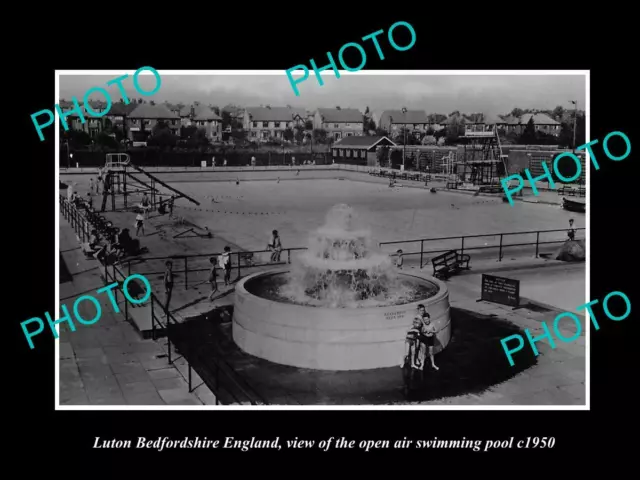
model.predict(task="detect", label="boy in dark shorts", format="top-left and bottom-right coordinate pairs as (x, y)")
top-left (567, 218), bottom-right (576, 241)
top-left (164, 260), bottom-right (174, 315)
top-left (402, 316), bottom-right (427, 390)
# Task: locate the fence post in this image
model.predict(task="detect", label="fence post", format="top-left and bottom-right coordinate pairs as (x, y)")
top-left (535, 231), bottom-right (540, 258)
top-left (184, 257), bottom-right (188, 289)
top-left (237, 252), bottom-right (241, 278)
top-left (151, 296), bottom-right (155, 340)
top-left (461, 237), bottom-right (465, 256)
top-left (188, 363), bottom-right (192, 392)
top-left (215, 362), bottom-right (220, 405)
top-left (288, 249), bottom-right (291, 264)
top-left (498, 234), bottom-right (503, 261)
top-left (128, 260), bottom-right (131, 277)
top-left (420, 240), bottom-right (424, 269)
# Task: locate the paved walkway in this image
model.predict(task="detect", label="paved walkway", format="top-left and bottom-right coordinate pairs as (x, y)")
top-left (59, 215), bottom-right (216, 406)
top-left (416, 274), bottom-right (585, 405)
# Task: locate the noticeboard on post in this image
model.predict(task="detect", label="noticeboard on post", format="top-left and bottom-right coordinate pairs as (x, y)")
top-left (481, 274), bottom-right (520, 307)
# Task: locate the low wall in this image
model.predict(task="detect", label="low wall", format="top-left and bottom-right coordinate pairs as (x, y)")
top-left (232, 269), bottom-right (451, 371)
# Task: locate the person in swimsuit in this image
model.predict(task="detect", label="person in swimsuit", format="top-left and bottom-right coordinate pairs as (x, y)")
top-left (135, 213), bottom-right (145, 236)
top-left (402, 316), bottom-right (427, 389)
top-left (567, 218), bottom-right (576, 241)
top-left (417, 304), bottom-right (439, 371)
top-left (269, 230), bottom-right (282, 263)
top-left (141, 193), bottom-right (151, 218)
top-left (208, 256), bottom-right (218, 300)
top-left (164, 260), bottom-right (174, 315)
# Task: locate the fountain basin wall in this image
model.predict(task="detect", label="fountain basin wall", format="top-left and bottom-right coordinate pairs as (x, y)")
top-left (232, 269), bottom-right (451, 371)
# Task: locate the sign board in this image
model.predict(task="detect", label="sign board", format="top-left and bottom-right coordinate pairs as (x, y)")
top-left (481, 274), bottom-right (520, 307)
top-left (201, 160), bottom-right (207, 168)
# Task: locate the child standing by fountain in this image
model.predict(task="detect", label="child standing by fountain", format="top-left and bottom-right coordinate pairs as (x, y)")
top-left (219, 246), bottom-right (232, 286)
top-left (269, 230), bottom-right (282, 263)
top-left (418, 305), bottom-right (439, 371)
top-left (396, 249), bottom-right (404, 269)
top-left (403, 317), bottom-right (427, 388)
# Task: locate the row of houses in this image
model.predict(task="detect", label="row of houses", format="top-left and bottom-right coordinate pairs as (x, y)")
top-left (60, 99), bottom-right (564, 144)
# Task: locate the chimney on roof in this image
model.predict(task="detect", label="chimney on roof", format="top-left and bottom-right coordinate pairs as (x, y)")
top-left (336, 106), bottom-right (341, 110)
top-left (190, 105), bottom-right (195, 118)
top-left (266, 105), bottom-right (271, 109)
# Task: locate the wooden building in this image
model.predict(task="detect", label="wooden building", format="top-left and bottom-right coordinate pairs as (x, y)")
top-left (331, 136), bottom-right (396, 166)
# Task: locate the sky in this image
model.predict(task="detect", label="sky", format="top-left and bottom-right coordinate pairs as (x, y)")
top-left (59, 73), bottom-right (586, 117)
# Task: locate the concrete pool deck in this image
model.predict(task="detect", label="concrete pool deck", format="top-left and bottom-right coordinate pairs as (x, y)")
top-left (58, 169), bottom-right (586, 406)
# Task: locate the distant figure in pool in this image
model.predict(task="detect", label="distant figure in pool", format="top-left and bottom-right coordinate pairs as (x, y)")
top-left (236, 177), bottom-right (240, 185)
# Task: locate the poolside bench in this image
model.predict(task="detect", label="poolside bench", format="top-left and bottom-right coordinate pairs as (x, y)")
top-left (431, 250), bottom-right (471, 279)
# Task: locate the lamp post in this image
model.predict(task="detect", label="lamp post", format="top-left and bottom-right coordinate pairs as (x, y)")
top-left (401, 107), bottom-right (408, 171)
top-left (66, 140), bottom-right (71, 169)
top-left (569, 100), bottom-right (577, 152)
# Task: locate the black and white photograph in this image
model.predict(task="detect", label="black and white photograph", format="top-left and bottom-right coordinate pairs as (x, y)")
top-left (55, 71), bottom-right (588, 407)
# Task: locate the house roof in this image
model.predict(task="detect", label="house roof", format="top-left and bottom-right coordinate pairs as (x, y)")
top-left (481, 113), bottom-right (507, 125)
top-left (178, 104), bottom-right (222, 121)
top-left (332, 135), bottom-right (396, 149)
top-left (222, 104), bottom-right (243, 116)
top-left (193, 106), bottom-right (221, 121)
top-left (379, 110), bottom-right (429, 125)
top-left (128, 103), bottom-right (179, 119)
top-left (108, 101), bottom-right (139, 116)
top-left (316, 108), bottom-right (363, 123)
top-left (442, 112), bottom-right (475, 124)
top-left (519, 113), bottom-right (561, 125)
top-left (246, 106), bottom-right (306, 122)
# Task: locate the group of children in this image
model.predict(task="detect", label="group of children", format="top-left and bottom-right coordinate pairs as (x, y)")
top-left (161, 247), bottom-right (233, 316)
top-left (206, 247), bottom-right (233, 300)
top-left (402, 304), bottom-right (440, 392)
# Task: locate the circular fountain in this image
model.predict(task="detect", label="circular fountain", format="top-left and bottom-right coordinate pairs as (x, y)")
top-left (233, 204), bottom-right (451, 370)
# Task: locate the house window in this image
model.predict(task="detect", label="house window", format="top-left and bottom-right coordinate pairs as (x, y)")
top-left (346, 123), bottom-right (350, 127)
top-left (346, 132), bottom-right (353, 137)
top-left (253, 122), bottom-right (258, 128)
top-left (275, 122), bottom-right (281, 128)
top-left (334, 123), bottom-right (339, 128)
top-left (143, 120), bottom-right (150, 126)
top-left (251, 131), bottom-right (257, 137)
top-left (171, 120), bottom-right (176, 125)
top-left (130, 119), bottom-right (137, 124)
top-left (262, 121), bottom-right (268, 127)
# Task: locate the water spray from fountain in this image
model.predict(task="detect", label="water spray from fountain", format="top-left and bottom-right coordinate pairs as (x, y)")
top-left (279, 204), bottom-right (433, 308)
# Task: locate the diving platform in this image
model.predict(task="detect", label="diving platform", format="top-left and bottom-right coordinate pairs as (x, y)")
top-left (99, 154), bottom-right (201, 213)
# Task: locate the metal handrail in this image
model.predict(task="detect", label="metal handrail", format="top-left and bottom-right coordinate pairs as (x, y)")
top-left (102, 260), bottom-right (264, 405)
top-left (378, 227), bottom-right (586, 266)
